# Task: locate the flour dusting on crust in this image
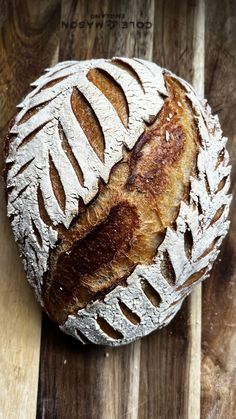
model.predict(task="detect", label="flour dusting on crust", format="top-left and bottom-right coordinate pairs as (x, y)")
top-left (6, 58), bottom-right (167, 303)
top-left (5, 58), bottom-right (231, 345)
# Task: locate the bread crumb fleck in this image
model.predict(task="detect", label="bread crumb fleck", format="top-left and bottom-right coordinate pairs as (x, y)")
top-left (165, 131), bottom-right (170, 142)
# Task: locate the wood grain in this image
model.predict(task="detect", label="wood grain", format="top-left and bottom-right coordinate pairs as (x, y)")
top-left (201, 1), bottom-right (236, 417)
top-left (153, 0), bottom-right (196, 82)
top-left (59, 0), bottom-right (155, 60)
top-left (0, 1), bottom-right (235, 418)
top-left (0, 0), bottom-right (60, 147)
top-left (0, 1), bottom-right (60, 418)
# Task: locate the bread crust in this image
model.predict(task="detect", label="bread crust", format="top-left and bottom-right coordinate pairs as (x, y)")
top-left (4, 58), bottom-right (231, 345)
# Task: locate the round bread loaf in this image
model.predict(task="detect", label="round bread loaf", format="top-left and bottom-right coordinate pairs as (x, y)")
top-left (4, 57), bottom-right (231, 346)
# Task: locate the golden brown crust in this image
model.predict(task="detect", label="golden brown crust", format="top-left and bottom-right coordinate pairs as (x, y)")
top-left (44, 202), bottom-right (139, 322)
top-left (41, 73), bottom-right (199, 324)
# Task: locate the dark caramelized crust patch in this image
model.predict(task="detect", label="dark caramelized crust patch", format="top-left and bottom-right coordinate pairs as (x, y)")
top-left (43, 202), bottom-right (139, 323)
top-left (127, 126), bottom-right (185, 195)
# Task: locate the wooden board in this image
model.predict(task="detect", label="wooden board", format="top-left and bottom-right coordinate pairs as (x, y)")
top-left (201, 1), bottom-right (236, 417)
top-left (0, 1), bottom-right (235, 418)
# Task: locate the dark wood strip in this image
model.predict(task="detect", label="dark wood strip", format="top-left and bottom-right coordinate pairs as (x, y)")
top-left (38, 313), bottom-right (150, 418)
top-left (0, 0), bottom-right (60, 162)
top-left (201, 1), bottom-right (236, 417)
top-left (139, 304), bottom-right (190, 419)
top-left (153, 0), bottom-right (196, 81)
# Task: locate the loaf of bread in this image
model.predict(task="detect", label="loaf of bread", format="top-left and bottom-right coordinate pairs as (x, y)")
top-left (4, 57), bottom-right (231, 346)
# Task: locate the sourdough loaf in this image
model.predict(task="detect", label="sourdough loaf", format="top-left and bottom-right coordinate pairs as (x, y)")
top-left (4, 58), bottom-right (231, 346)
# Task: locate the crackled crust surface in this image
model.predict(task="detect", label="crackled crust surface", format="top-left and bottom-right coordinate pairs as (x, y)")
top-left (5, 58), bottom-right (231, 346)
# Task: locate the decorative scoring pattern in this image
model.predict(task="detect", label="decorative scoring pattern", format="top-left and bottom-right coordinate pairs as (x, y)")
top-left (60, 72), bottom-right (231, 346)
top-left (6, 58), bottom-right (231, 345)
top-left (6, 58), bottom-right (167, 303)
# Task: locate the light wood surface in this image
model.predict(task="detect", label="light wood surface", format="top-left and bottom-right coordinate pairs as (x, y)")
top-left (0, 1), bottom-right (235, 418)
top-left (187, 1), bottom-right (205, 417)
top-left (0, 2), bottom-right (60, 418)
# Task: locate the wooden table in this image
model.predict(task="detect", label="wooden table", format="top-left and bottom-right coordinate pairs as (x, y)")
top-left (0, 1), bottom-right (235, 418)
